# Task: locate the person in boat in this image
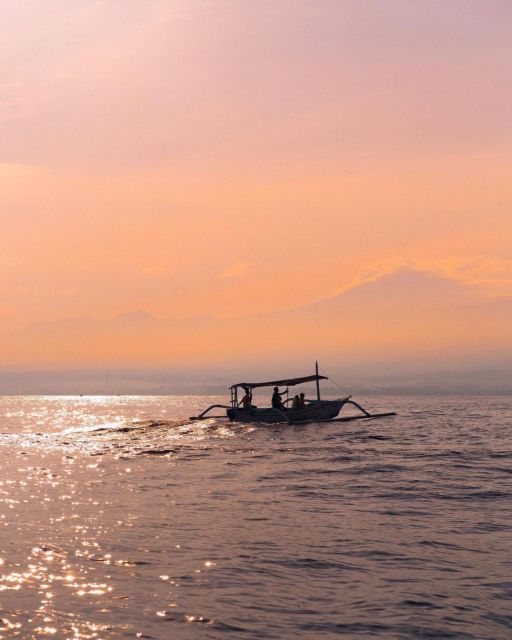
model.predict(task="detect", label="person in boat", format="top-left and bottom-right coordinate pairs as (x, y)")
top-left (271, 386), bottom-right (288, 411)
top-left (291, 394), bottom-right (300, 410)
top-left (239, 387), bottom-right (253, 411)
top-left (298, 392), bottom-right (307, 408)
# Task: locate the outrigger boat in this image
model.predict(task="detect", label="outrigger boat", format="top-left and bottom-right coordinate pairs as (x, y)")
top-left (190, 363), bottom-right (396, 424)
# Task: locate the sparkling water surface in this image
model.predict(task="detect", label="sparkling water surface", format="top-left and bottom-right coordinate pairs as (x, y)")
top-left (0, 395), bottom-right (511, 639)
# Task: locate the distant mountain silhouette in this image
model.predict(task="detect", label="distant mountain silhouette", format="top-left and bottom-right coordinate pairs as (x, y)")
top-left (248, 266), bottom-right (512, 361)
top-left (294, 267), bottom-right (477, 317)
top-left (1, 266), bottom-right (511, 367)
top-left (107, 310), bottom-right (159, 325)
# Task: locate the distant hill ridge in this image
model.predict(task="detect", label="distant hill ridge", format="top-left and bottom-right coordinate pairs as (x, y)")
top-left (1, 266), bottom-right (511, 369)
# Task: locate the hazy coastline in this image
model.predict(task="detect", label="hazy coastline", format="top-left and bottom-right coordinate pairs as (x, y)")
top-left (1, 366), bottom-right (512, 396)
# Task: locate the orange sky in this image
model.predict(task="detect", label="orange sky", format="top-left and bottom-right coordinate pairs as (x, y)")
top-left (1, 1), bottom-right (512, 368)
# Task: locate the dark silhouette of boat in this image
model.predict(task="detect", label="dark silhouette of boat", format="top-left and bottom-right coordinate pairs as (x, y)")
top-left (190, 363), bottom-right (395, 424)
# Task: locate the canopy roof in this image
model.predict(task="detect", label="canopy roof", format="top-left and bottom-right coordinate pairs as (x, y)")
top-left (230, 374), bottom-right (327, 390)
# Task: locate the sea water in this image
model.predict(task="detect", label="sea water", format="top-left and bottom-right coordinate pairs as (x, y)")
top-left (0, 395), bottom-right (511, 639)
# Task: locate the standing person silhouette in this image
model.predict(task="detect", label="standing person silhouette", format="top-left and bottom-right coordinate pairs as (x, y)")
top-left (271, 386), bottom-right (287, 411)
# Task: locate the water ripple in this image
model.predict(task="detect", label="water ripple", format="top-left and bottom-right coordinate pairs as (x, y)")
top-left (0, 395), bottom-right (511, 638)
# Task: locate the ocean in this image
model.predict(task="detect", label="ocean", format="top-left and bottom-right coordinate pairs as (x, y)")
top-left (0, 395), bottom-right (511, 639)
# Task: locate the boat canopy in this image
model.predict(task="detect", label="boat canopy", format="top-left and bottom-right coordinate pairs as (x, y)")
top-left (230, 374), bottom-right (327, 390)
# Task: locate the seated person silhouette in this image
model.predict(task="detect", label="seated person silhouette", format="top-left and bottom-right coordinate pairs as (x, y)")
top-left (239, 387), bottom-right (253, 411)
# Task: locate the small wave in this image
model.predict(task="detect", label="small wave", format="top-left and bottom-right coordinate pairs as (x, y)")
top-left (0, 417), bottom-right (238, 458)
top-left (402, 599), bottom-right (442, 609)
top-left (342, 463), bottom-right (407, 475)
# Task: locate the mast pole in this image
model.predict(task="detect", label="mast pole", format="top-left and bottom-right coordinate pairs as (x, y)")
top-left (315, 361), bottom-right (321, 401)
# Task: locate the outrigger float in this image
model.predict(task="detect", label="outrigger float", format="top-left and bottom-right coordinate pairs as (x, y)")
top-left (190, 363), bottom-right (396, 424)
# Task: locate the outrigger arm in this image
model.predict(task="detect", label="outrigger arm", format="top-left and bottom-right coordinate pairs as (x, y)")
top-left (343, 398), bottom-right (371, 417)
top-left (189, 404), bottom-right (232, 420)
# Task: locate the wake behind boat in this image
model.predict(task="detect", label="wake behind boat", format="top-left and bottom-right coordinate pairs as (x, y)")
top-left (190, 363), bottom-right (396, 424)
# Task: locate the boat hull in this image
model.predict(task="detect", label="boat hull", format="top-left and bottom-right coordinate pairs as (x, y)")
top-left (226, 399), bottom-right (345, 424)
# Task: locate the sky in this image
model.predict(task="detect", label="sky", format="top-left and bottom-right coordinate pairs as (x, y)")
top-left (1, 1), bottom-right (512, 376)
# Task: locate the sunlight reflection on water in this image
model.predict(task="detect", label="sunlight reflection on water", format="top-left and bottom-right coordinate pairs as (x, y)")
top-left (0, 396), bottom-right (511, 638)
top-left (0, 396), bottom-right (245, 638)
top-left (0, 396), bottom-right (239, 459)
